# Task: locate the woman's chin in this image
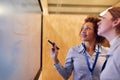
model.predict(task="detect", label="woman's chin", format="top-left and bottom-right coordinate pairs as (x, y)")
top-left (97, 31), bottom-right (103, 36)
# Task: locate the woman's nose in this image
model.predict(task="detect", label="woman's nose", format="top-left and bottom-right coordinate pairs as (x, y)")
top-left (81, 29), bottom-right (86, 33)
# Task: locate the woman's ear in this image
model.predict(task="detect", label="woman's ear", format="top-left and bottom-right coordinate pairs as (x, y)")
top-left (112, 18), bottom-right (120, 28)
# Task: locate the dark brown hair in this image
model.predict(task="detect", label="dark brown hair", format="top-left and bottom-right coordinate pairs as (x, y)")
top-left (108, 7), bottom-right (120, 33)
top-left (80, 16), bottom-right (105, 43)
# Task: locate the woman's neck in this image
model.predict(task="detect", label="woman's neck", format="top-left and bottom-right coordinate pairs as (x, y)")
top-left (84, 42), bottom-right (96, 56)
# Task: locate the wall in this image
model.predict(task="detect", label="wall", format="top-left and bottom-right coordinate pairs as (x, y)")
top-left (41, 14), bottom-right (110, 80)
top-left (0, 14), bottom-right (41, 80)
top-left (42, 14), bottom-right (88, 80)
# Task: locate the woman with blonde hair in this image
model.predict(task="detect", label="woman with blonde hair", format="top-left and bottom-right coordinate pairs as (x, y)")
top-left (98, 7), bottom-right (120, 80)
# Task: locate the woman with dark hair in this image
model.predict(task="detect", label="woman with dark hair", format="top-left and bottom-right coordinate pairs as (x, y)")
top-left (98, 7), bottom-right (120, 80)
top-left (50, 16), bottom-right (109, 80)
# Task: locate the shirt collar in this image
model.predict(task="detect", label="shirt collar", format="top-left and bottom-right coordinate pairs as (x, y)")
top-left (95, 45), bottom-right (101, 53)
top-left (108, 36), bottom-right (120, 56)
top-left (110, 36), bottom-right (120, 46)
top-left (78, 43), bottom-right (101, 54)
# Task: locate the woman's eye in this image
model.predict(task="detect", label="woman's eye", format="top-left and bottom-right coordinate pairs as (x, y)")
top-left (102, 16), bottom-right (105, 19)
top-left (86, 27), bottom-right (91, 30)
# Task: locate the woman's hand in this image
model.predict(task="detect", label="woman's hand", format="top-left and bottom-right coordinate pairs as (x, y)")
top-left (50, 43), bottom-right (59, 64)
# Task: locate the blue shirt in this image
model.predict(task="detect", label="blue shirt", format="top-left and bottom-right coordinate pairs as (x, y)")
top-left (100, 36), bottom-right (120, 80)
top-left (54, 44), bottom-right (109, 80)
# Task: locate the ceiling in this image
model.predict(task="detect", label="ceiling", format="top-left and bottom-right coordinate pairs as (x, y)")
top-left (41, 0), bottom-right (120, 15)
top-left (0, 0), bottom-right (120, 15)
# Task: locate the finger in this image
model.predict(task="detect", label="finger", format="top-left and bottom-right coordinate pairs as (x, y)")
top-left (52, 47), bottom-right (55, 52)
top-left (53, 43), bottom-right (59, 50)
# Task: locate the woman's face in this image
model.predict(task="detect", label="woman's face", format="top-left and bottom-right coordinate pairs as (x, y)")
top-left (81, 22), bottom-right (96, 42)
top-left (97, 11), bottom-right (113, 37)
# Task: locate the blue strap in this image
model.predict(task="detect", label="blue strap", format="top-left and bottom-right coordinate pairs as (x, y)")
top-left (82, 43), bottom-right (100, 75)
top-left (101, 55), bottom-right (109, 72)
top-left (101, 59), bottom-right (107, 72)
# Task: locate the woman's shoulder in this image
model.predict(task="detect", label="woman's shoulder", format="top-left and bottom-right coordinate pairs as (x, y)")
top-left (69, 44), bottom-right (84, 53)
top-left (100, 45), bottom-right (109, 55)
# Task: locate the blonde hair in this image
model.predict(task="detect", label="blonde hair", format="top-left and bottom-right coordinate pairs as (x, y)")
top-left (108, 7), bottom-right (120, 33)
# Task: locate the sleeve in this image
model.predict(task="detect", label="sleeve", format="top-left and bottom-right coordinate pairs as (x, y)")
top-left (54, 48), bottom-right (74, 80)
